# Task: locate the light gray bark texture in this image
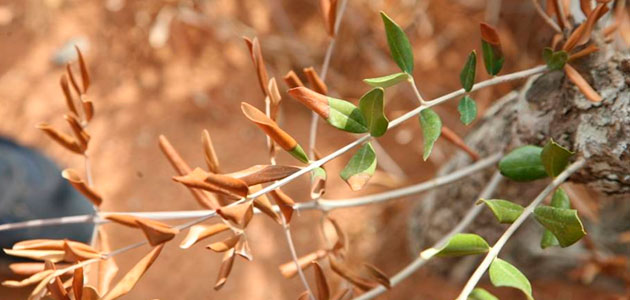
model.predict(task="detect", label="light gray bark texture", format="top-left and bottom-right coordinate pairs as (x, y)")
top-left (408, 44), bottom-right (630, 281)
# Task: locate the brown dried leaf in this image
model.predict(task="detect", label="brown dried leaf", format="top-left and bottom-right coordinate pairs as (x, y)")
top-left (72, 267), bottom-right (84, 300)
top-left (101, 244), bottom-right (164, 300)
top-left (61, 169), bottom-right (102, 207)
top-left (37, 123), bottom-right (82, 154)
top-left (2, 270), bottom-right (54, 287)
top-left (217, 202), bottom-right (254, 227)
top-left (64, 114), bottom-right (89, 152)
top-left (104, 214), bottom-right (140, 228)
top-left (180, 223), bottom-right (230, 249)
top-left (303, 67), bottom-right (328, 95)
top-left (331, 288), bottom-right (352, 300)
top-left (269, 189), bottom-right (295, 223)
top-left (202, 129), bottom-right (221, 173)
top-left (135, 218), bottom-right (179, 246)
top-left (480, 22), bottom-right (501, 45)
top-left (226, 165), bottom-right (301, 186)
top-left (329, 257), bottom-right (378, 291)
top-left (81, 99), bottom-right (94, 123)
top-left (549, 0), bottom-right (567, 29)
top-left (13, 239), bottom-right (98, 253)
top-left (327, 217), bottom-right (346, 252)
top-left (214, 248), bottom-right (236, 290)
top-left (59, 75), bottom-right (78, 116)
top-left (320, 0), bottom-right (338, 36)
top-left (580, 0), bottom-right (592, 16)
top-left (243, 37), bottom-right (269, 96)
top-left (564, 64), bottom-right (602, 102)
top-left (298, 291), bottom-right (311, 300)
top-left (158, 135), bottom-right (220, 209)
top-left (44, 261), bottom-right (69, 300)
top-left (268, 78), bottom-right (282, 120)
top-left (66, 64), bottom-right (81, 96)
top-left (564, 3), bottom-right (610, 51)
top-left (75, 46), bottom-right (90, 94)
top-left (279, 249), bottom-right (327, 278)
top-left (249, 184), bottom-right (281, 224)
top-left (81, 286), bottom-right (100, 300)
top-left (8, 263), bottom-right (71, 276)
top-left (312, 261), bottom-right (330, 300)
top-left (287, 87), bottom-right (330, 119)
top-left (3, 249), bottom-right (65, 262)
top-left (235, 237), bottom-right (253, 261)
top-left (97, 227), bottom-right (118, 295)
top-left (363, 263), bottom-right (391, 289)
top-left (284, 70), bottom-right (305, 88)
top-left (173, 168), bottom-right (249, 199)
top-left (440, 126), bottom-right (480, 161)
top-left (63, 241), bottom-right (101, 262)
top-left (207, 234), bottom-right (241, 253)
top-left (568, 44), bottom-right (599, 61)
top-left (241, 102), bottom-right (299, 151)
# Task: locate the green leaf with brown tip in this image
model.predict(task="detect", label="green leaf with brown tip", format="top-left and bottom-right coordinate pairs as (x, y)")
top-left (326, 97), bottom-right (369, 133)
top-left (460, 51), bottom-right (477, 92)
top-left (419, 108), bottom-right (442, 161)
top-left (359, 88), bottom-right (389, 137)
top-left (381, 12), bottom-right (414, 74)
top-left (540, 139), bottom-right (574, 177)
top-left (340, 143), bottom-right (377, 191)
top-left (364, 72), bottom-right (410, 88)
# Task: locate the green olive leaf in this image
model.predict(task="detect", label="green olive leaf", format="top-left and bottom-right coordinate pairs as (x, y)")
top-left (458, 95), bottom-right (477, 125)
top-left (540, 139), bottom-right (574, 177)
top-left (481, 40), bottom-right (504, 76)
top-left (534, 206), bottom-right (586, 248)
top-left (542, 48), bottom-right (569, 71)
top-left (435, 233), bottom-right (490, 257)
top-left (489, 258), bottom-right (534, 300)
top-left (540, 188), bottom-right (571, 249)
top-left (340, 143), bottom-right (377, 191)
top-left (363, 72), bottom-right (410, 88)
top-left (380, 12), bottom-right (414, 74)
top-left (477, 199), bottom-right (524, 224)
top-left (359, 88), bottom-right (389, 137)
top-left (460, 51), bottom-right (477, 92)
top-left (326, 97), bottom-right (369, 133)
top-left (468, 288), bottom-right (499, 300)
top-left (498, 145), bottom-right (548, 181)
top-left (419, 108), bottom-right (442, 161)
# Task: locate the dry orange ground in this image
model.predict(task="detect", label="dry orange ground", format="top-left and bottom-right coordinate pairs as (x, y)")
top-left (0, 0), bottom-right (621, 299)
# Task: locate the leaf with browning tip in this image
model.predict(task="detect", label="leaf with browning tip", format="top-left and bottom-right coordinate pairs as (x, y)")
top-left (180, 223), bottom-right (230, 249)
top-left (359, 88), bottom-right (389, 137)
top-left (101, 244), bottom-right (164, 300)
top-left (541, 138), bottom-right (574, 177)
top-left (480, 23), bottom-right (504, 76)
top-left (419, 108), bottom-right (442, 161)
top-left (312, 261), bottom-right (330, 300)
top-left (207, 235), bottom-right (241, 252)
top-left (202, 130), bottom-right (220, 173)
top-left (279, 250), bottom-right (328, 278)
top-left (217, 202), bottom-right (254, 227)
top-left (340, 143), bottom-right (377, 191)
top-left (460, 51), bottom-right (477, 92)
top-left (269, 189), bottom-right (295, 223)
top-left (363, 72), bottom-right (409, 88)
top-left (97, 227), bottom-right (118, 295)
top-left (226, 165), bottom-right (301, 186)
top-left (135, 219), bottom-right (179, 246)
top-left (173, 168), bottom-right (249, 199)
top-left (241, 102), bottom-right (309, 163)
top-left (75, 46), bottom-right (90, 94)
top-left (363, 263), bottom-right (391, 289)
top-left (2, 270), bottom-right (54, 287)
top-left (61, 169), bottom-right (102, 206)
top-left (214, 248), bottom-right (236, 290)
top-left (37, 123), bottom-right (82, 154)
top-left (380, 12), bottom-right (414, 74)
top-left (72, 268), bottom-right (83, 300)
top-left (304, 67), bottom-right (328, 95)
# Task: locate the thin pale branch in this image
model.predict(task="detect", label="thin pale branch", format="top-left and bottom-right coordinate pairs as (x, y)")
top-left (456, 158), bottom-right (586, 300)
top-left (531, 0), bottom-right (563, 33)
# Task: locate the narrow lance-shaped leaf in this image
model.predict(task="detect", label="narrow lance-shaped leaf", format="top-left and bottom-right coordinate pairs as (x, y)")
top-left (101, 244), bottom-right (164, 300)
top-left (435, 233), bottom-right (490, 257)
top-left (419, 108), bottom-right (442, 161)
top-left (359, 88), bottom-right (389, 137)
top-left (172, 168), bottom-right (249, 199)
top-left (541, 138), bottom-right (574, 177)
top-left (340, 143), bottom-right (377, 191)
top-left (61, 169), bottom-right (103, 207)
top-left (180, 224), bottom-right (230, 249)
top-left (312, 261), bottom-right (331, 300)
top-left (534, 205), bottom-right (586, 247)
top-left (489, 258), bottom-right (534, 300)
top-left (564, 64), bottom-right (602, 102)
top-left (477, 199), bottom-right (524, 224)
top-left (460, 50), bottom-right (477, 92)
top-left (225, 165), bottom-right (301, 186)
top-left (480, 23), bottom-right (504, 76)
top-left (468, 288), bottom-right (499, 300)
top-left (214, 248), bottom-right (236, 290)
top-left (278, 249), bottom-right (328, 278)
top-left (288, 87), bottom-right (368, 133)
top-left (542, 48), bottom-right (568, 71)
top-left (243, 37), bottom-right (269, 96)
top-left (202, 129), bottom-right (220, 173)
top-left (380, 12), bottom-right (414, 74)
top-left (498, 145), bottom-right (548, 181)
top-left (241, 102), bottom-right (309, 163)
top-left (363, 72), bottom-right (409, 88)
top-left (304, 66), bottom-right (328, 95)
top-left (458, 96), bottom-right (477, 126)
top-left (540, 188), bottom-right (570, 249)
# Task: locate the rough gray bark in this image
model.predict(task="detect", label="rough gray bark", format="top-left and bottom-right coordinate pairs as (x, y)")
top-left (408, 43), bottom-right (630, 281)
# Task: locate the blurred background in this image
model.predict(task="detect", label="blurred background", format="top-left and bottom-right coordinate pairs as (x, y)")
top-left (0, 0), bottom-right (626, 299)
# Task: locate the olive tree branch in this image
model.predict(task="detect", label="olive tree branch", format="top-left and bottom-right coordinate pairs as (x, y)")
top-left (456, 158), bottom-right (586, 300)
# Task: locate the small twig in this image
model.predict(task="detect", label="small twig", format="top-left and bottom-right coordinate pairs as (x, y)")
top-left (456, 158), bottom-right (586, 300)
top-left (531, 0), bottom-right (563, 33)
top-left (408, 77), bottom-right (427, 104)
top-left (281, 215), bottom-right (316, 300)
top-left (354, 171), bottom-right (504, 300)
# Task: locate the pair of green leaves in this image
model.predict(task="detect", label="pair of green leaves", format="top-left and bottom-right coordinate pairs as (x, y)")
top-left (458, 51), bottom-right (478, 126)
top-left (498, 139), bottom-right (574, 181)
top-left (542, 48), bottom-right (569, 71)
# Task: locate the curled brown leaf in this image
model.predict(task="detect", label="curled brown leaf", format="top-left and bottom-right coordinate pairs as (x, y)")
top-left (136, 218), bottom-right (179, 246)
top-left (243, 36), bottom-right (269, 96)
top-left (202, 129), bottom-right (221, 173)
top-left (284, 70), bottom-right (305, 89)
top-left (61, 169), bottom-right (102, 206)
top-left (312, 261), bottom-right (330, 300)
top-left (287, 87), bottom-right (330, 119)
top-left (304, 67), bottom-right (328, 95)
top-left (180, 223), bottom-right (230, 249)
top-left (214, 248), bottom-right (236, 290)
top-left (217, 202), bottom-right (254, 227)
top-left (279, 249), bottom-right (327, 278)
top-left (101, 244), bottom-right (164, 300)
top-left (207, 234), bottom-right (241, 253)
top-left (97, 227), bottom-right (118, 295)
top-left (363, 263), bottom-right (391, 289)
top-left (226, 165), bottom-right (301, 186)
top-left (564, 64), bottom-right (602, 102)
top-left (37, 123), bottom-right (82, 154)
top-left (241, 102), bottom-right (299, 151)
top-left (269, 189), bottom-right (295, 223)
